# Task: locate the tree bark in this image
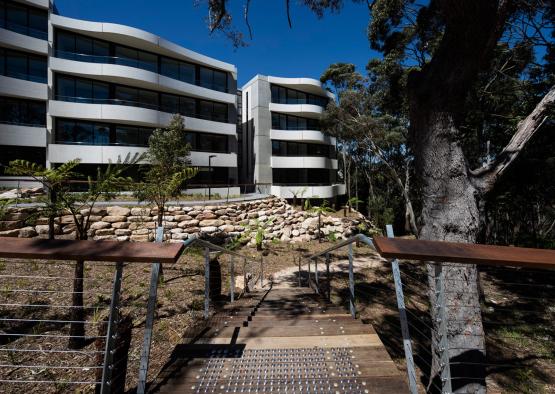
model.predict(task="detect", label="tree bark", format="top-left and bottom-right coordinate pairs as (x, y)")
top-left (68, 260), bottom-right (85, 349)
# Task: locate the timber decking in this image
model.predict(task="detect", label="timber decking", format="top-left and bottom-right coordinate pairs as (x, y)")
top-left (154, 287), bottom-right (408, 393)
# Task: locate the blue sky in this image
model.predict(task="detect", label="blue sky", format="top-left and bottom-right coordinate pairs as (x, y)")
top-left (53, 0), bottom-right (381, 87)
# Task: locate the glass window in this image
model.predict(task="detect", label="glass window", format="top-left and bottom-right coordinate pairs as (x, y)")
top-left (212, 103), bottom-right (227, 122)
top-left (199, 100), bottom-right (212, 120)
top-left (56, 75), bottom-right (75, 99)
top-left (138, 51), bottom-right (157, 73)
top-left (160, 94), bottom-right (179, 114)
top-left (272, 140), bottom-right (280, 155)
top-left (297, 117), bottom-right (307, 130)
top-left (179, 62), bottom-right (195, 84)
top-left (73, 121), bottom-right (94, 144)
top-left (0, 146), bottom-right (45, 175)
top-left (28, 8), bottom-right (47, 39)
top-left (6, 3), bottom-right (26, 34)
top-left (184, 132), bottom-right (196, 149)
top-left (94, 124), bottom-right (110, 145)
top-left (287, 89), bottom-right (298, 104)
top-left (138, 90), bottom-right (158, 109)
top-left (28, 56), bottom-right (46, 83)
top-left (6, 50), bottom-right (26, 79)
top-left (56, 119), bottom-right (73, 142)
top-left (56, 30), bottom-right (75, 55)
top-left (213, 70), bottom-right (227, 92)
top-left (0, 48), bottom-right (5, 75)
top-left (160, 57), bottom-right (179, 80)
top-left (75, 35), bottom-right (93, 55)
top-left (179, 97), bottom-right (196, 117)
top-left (93, 40), bottom-right (109, 59)
top-left (93, 81), bottom-right (109, 101)
top-left (138, 128), bottom-right (153, 146)
top-left (116, 126), bottom-right (138, 145)
top-left (0, 1), bottom-right (5, 30)
top-left (115, 46), bottom-right (137, 68)
top-left (75, 79), bottom-right (92, 101)
top-left (27, 101), bottom-right (46, 126)
top-left (199, 67), bottom-right (213, 89)
top-left (115, 86), bottom-right (137, 105)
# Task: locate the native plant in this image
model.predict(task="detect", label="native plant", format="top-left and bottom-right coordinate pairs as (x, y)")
top-left (309, 199), bottom-right (335, 243)
top-left (135, 114), bottom-right (198, 230)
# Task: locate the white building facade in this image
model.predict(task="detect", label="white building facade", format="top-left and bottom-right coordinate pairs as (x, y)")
top-left (0, 0), bottom-right (239, 195)
top-left (241, 75), bottom-right (345, 200)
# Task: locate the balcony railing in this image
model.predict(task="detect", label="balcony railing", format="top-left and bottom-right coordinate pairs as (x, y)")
top-left (53, 95), bottom-right (231, 124)
top-left (2, 21), bottom-right (48, 40)
top-left (53, 50), bottom-right (230, 93)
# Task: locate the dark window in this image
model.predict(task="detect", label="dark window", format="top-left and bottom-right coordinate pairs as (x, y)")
top-left (2, 1), bottom-right (47, 39)
top-left (271, 112), bottom-right (321, 131)
top-left (55, 29), bottom-right (110, 62)
top-left (160, 93), bottom-right (179, 114)
top-left (199, 67), bottom-right (227, 92)
top-left (271, 140), bottom-right (334, 158)
top-left (272, 168), bottom-right (336, 185)
top-left (55, 119), bottom-right (155, 147)
top-left (55, 74), bottom-right (108, 103)
top-left (0, 48), bottom-right (46, 83)
top-left (189, 166), bottom-right (230, 185)
top-left (0, 146), bottom-right (45, 175)
top-left (270, 84), bottom-right (329, 106)
top-left (160, 57), bottom-right (179, 80)
top-left (0, 96), bottom-right (45, 126)
top-left (114, 45), bottom-right (157, 73)
top-left (179, 97), bottom-right (196, 117)
top-left (198, 133), bottom-right (227, 153)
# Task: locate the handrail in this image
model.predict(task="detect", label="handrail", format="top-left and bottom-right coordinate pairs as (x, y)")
top-left (307, 234), bottom-right (375, 260)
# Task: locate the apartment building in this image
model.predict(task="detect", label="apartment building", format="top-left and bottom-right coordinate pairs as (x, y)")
top-left (0, 0), bottom-right (345, 200)
top-left (241, 75), bottom-right (345, 200)
top-left (0, 0), bottom-right (239, 194)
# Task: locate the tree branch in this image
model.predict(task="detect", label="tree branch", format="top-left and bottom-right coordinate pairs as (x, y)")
top-left (471, 84), bottom-right (555, 193)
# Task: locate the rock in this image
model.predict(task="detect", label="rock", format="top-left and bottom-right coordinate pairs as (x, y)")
top-left (112, 222), bottom-right (130, 229)
top-left (130, 207), bottom-right (150, 216)
top-left (301, 217), bottom-right (319, 230)
top-left (199, 219), bottom-right (224, 227)
top-left (188, 210), bottom-right (202, 217)
top-left (0, 221), bottom-right (22, 231)
top-left (133, 228), bottom-right (150, 235)
top-left (6, 212), bottom-right (29, 221)
top-left (0, 229), bottom-right (20, 237)
top-left (60, 215), bottom-right (78, 224)
top-left (291, 229), bottom-right (300, 237)
top-left (36, 224), bottom-right (58, 235)
top-left (182, 227), bottom-right (200, 234)
top-left (196, 212), bottom-right (217, 221)
top-left (247, 212), bottom-right (258, 219)
top-left (131, 234), bottom-right (150, 242)
top-left (162, 215), bottom-right (175, 222)
top-left (174, 215), bottom-right (193, 221)
top-left (170, 228), bottom-right (183, 234)
top-left (114, 229), bottom-right (132, 236)
top-left (117, 236), bottom-right (130, 242)
top-left (218, 224), bottom-right (235, 233)
top-left (200, 226), bottom-right (218, 233)
top-left (94, 235), bottom-right (117, 240)
top-left (128, 215), bottom-right (151, 222)
top-left (172, 233), bottom-right (189, 240)
top-left (80, 207), bottom-right (107, 216)
top-left (95, 228), bottom-right (115, 236)
top-left (90, 221), bottom-right (111, 230)
top-left (107, 206), bottom-right (130, 216)
top-left (18, 227), bottom-right (37, 238)
top-left (102, 215), bottom-right (127, 223)
top-left (0, 190), bottom-right (19, 199)
top-left (163, 222), bottom-right (177, 229)
top-left (178, 219), bottom-right (199, 228)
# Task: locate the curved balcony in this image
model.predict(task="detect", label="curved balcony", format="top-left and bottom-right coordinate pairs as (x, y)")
top-left (50, 54), bottom-right (235, 104)
top-left (51, 14), bottom-right (236, 76)
top-left (268, 76), bottom-right (334, 99)
top-left (269, 103), bottom-right (323, 119)
top-left (49, 99), bottom-right (236, 135)
top-left (0, 27), bottom-right (48, 55)
top-left (0, 75), bottom-right (47, 100)
top-left (271, 156), bottom-right (338, 170)
top-left (48, 143), bottom-right (148, 165)
top-left (270, 129), bottom-right (336, 145)
top-left (271, 184), bottom-right (346, 199)
top-left (0, 124), bottom-right (47, 147)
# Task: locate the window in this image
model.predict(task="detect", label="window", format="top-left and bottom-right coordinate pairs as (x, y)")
top-left (55, 75), bottom-right (109, 103)
top-left (160, 93), bottom-right (179, 114)
top-left (271, 112), bottom-right (320, 131)
top-left (0, 96), bottom-right (45, 126)
top-left (271, 140), bottom-right (333, 158)
top-left (55, 119), bottom-right (154, 146)
top-left (270, 84), bottom-right (329, 107)
top-left (0, 146), bottom-right (45, 175)
top-left (160, 57), bottom-right (179, 80)
top-left (114, 45), bottom-right (157, 73)
top-left (199, 66), bottom-right (227, 92)
top-left (0, 48), bottom-right (47, 83)
top-left (179, 97), bottom-right (196, 117)
top-left (179, 62), bottom-right (195, 84)
top-left (55, 29), bottom-right (110, 61)
top-left (198, 133), bottom-right (227, 153)
top-left (1, 1), bottom-right (47, 39)
top-left (272, 169), bottom-right (336, 185)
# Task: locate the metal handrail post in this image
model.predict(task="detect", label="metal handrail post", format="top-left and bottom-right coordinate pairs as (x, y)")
top-left (348, 243), bottom-right (355, 318)
top-left (307, 259), bottom-right (311, 288)
top-left (326, 253), bottom-right (331, 302)
top-left (435, 263), bottom-right (453, 392)
top-left (137, 226), bottom-right (164, 394)
top-left (314, 257), bottom-right (319, 294)
top-left (386, 225), bottom-right (418, 394)
top-left (204, 247), bottom-right (210, 320)
top-left (260, 257), bottom-right (264, 287)
top-left (298, 257), bottom-right (301, 287)
top-left (230, 256), bottom-right (235, 303)
top-left (100, 262), bottom-right (123, 394)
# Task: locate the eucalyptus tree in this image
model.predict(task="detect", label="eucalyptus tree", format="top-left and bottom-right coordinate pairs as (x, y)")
top-left (197, 1), bottom-right (554, 391)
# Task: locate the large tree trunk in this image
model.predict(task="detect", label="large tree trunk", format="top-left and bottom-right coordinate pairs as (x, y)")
top-left (416, 112), bottom-right (486, 392)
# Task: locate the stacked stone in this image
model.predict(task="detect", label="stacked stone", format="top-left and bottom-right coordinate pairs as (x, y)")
top-left (0, 197), bottom-right (374, 244)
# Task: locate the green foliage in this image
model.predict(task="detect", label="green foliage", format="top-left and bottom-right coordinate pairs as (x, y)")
top-left (0, 199), bottom-right (13, 221)
top-left (135, 114), bottom-right (198, 225)
top-left (309, 199), bottom-right (335, 215)
top-left (255, 227), bottom-right (264, 250)
top-left (327, 231), bottom-right (338, 242)
top-left (303, 198), bottom-right (312, 211)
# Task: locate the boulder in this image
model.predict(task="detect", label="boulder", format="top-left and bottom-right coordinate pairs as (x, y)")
top-left (80, 207), bottom-right (107, 216)
top-left (131, 234), bottom-right (150, 242)
top-left (112, 222), bottom-right (130, 229)
top-left (127, 215), bottom-right (151, 222)
top-left (0, 229), bottom-right (20, 237)
top-left (114, 229), bottom-right (132, 236)
top-left (178, 219), bottom-right (199, 228)
top-left (102, 215), bottom-right (127, 223)
top-left (218, 224), bottom-right (235, 233)
top-left (90, 221), bottom-right (111, 230)
top-left (200, 226), bottom-right (218, 233)
top-left (196, 212), bottom-right (217, 221)
top-left (133, 228), bottom-right (150, 235)
top-left (130, 207), bottom-right (150, 216)
top-left (182, 226), bottom-right (200, 234)
top-left (172, 233), bottom-right (189, 240)
top-left (95, 228), bottom-right (115, 236)
top-left (117, 236), bottom-right (130, 242)
top-left (107, 206), bottom-right (130, 216)
top-left (18, 227), bottom-right (37, 238)
top-left (199, 219), bottom-right (224, 227)
top-left (0, 221), bottom-right (22, 231)
top-left (174, 215), bottom-right (193, 222)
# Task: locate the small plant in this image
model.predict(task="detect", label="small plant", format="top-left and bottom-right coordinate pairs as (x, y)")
top-left (255, 227), bottom-right (264, 250)
top-left (348, 196), bottom-right (364, 213)
top-left (0, 199), bottom-right (13, 221)
top-left (303, 197), bottom-right (312, 211)
top-left (327, 231), bottom-right (338, 242)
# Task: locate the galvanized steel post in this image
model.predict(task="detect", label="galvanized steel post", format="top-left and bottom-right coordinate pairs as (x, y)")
top-left (230, 256), bottom-right (235, 303)
top-left (204, 247), bottom-right (210, 320)
top-left (326, 253), bottom-right (331, 302)
top-left (435, 263), bottom-right (453, 393)
top-left (348, 243), bottom-right (355, 318)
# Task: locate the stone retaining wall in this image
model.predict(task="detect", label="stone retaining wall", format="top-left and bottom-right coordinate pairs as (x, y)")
top-left (0, 197), bottom-right (374, 244)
